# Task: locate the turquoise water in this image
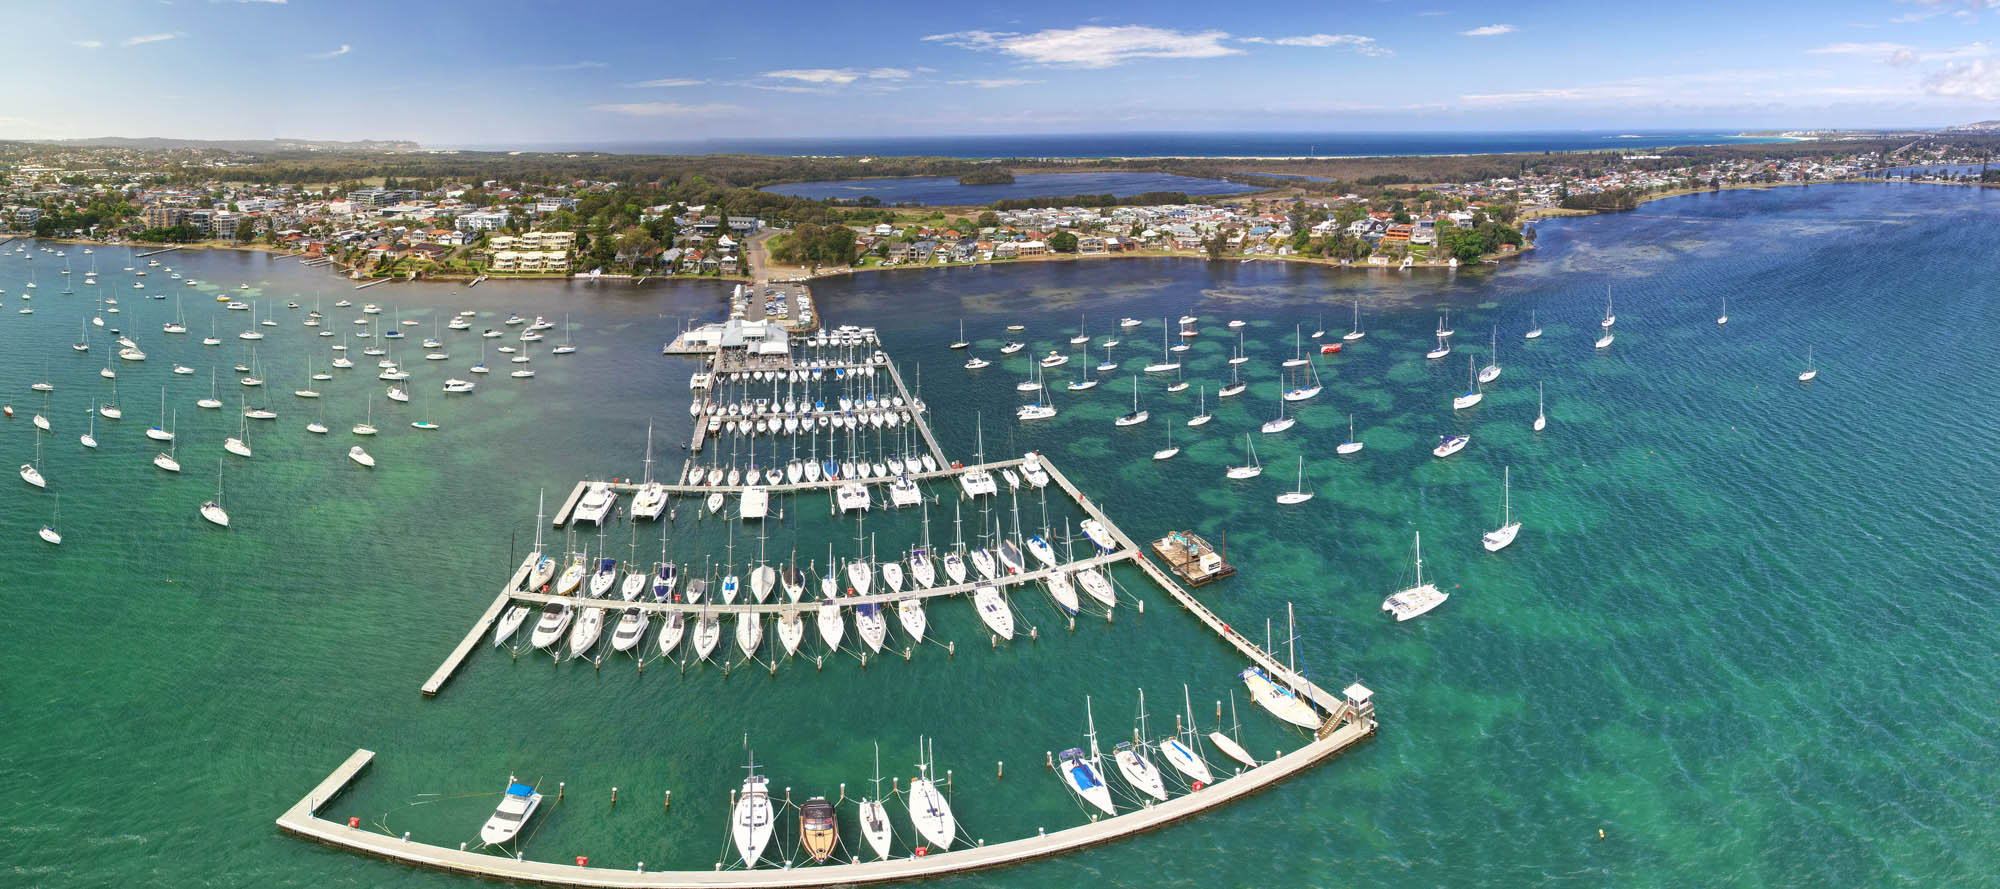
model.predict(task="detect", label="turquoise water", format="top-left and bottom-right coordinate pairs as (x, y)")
top-left (5, 182), bottom-right (1998, 887)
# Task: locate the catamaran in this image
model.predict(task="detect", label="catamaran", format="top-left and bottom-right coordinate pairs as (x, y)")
top-left (1482, 466), bottom-right (1522, 552)
top-left (1382, 531), bottom-right (1448, 621)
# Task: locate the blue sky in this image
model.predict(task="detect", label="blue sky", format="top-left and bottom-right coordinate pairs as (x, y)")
top-left (3, 0), bottom-right (1998, 146)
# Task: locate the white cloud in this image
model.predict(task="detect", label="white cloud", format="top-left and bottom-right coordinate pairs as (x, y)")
top-left (312, 44), bottom-right (350, 59)
top-left (756, 68), bottom-right (911, 90)
top-left (1807, 40), bottom-right (1989, 66)
top-left (1240, 33), bottom-right (1391, 56)
top-left (589, 102), bottom-right (744, 116)
top-left (121, 32), bottom-right (178, 47)
top-left (526, 60), bottom-right (604, 71)
top-left (1416, 10), bottom-right (1447, 15)
top-left (1461, 85), bottom-right (1653, 104)
top-left (72, 39), bottom-right (103, 48)
top-left (1926, 58), bottom-right (2000, 99)
top-left (1460, 24), bottom-right (1516, 36)
top-left (946, 78), bottom-right (1041, 88)
top-left (626, 77), bottom-right (706, 88)
top-left (925, 25), bottom-right (1240, 68)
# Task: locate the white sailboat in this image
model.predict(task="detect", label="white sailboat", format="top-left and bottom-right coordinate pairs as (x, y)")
top-left (972, 584), bottom-right (1013, 638)
top-left (1524, 308), bottom-right (1542, 340)
top-left (1453, 354), bottom-right (1484, 410)
top-left (1533, 382), bottom-right (1547, 432)
top-left (39, 494), bottom-right (62, 545)
top-left (1276, 456), bottom-right (1313, 504)
top-left (1479, 327), bottom-right (1501, 383)
top-left (1717, 297), bottom-right (1728, 326)
top-left (1382, 531), bottom-right (1448, 620)
top-left (1343, 299), bottom-right (1366, 341)
top-left (1282, 324), bottom-right (1308, 368)
top-left (1159, 686), bottom-right (1214, 785)
top-left (908, 740), bottom-right (957, 850)
top-left (1113, 690), bottom-right (1169, 802)
top-left (1798, 346), bottom-right (1818, 382)
top-left (1240, 664), bottom-right (1319, 728)
top-left (1226, 434), bottom-right (1262, 479)
top-left (1058, 698), bottom-right (1118, 816)
top-left (1338, 414), bottom-right (1365, 455)
top-left (857, 744), bottom-right (894, 860)
top-left (1143, 318), bottom-right (1179, 374)
top-left (1482, 466), bottom-right (1522, 552)
top-left (1601, 287), bottom-right (1616, 328)
top-left (1115, 375), bottom-right (1148, 426)
top-left (1260, 383), bottom-right (1294, 433)
top-left (949, 319), bottom-right (969, 349)
top-left (731, 752), bottom-right (775, 868)
top-left (1187, 385), bottom-right (1211, 426)
top-left (1208, 693), bottom-right (1257, 769)
top-left (200, 459), bottom-right (230, 527)
top-left (1153, 424), bottom-right (1179, 461)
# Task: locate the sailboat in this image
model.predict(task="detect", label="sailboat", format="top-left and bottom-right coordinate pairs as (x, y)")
top-left (1153, 424), bottom-right (1179, 461)
top-left (1276, 456), bottom-right (1313, 504)
top-left (1798, 346), bottom-right (1818, 382)
top-left (551, 313), bottom-right (576, 354)
top-left (1533, 382), bottom-right (1547, 432)
top-left (1438, 310), bottom-right (1455, 338)
top-left (1095, 342), bottom-right (1118, 372)
top-left (1601, 287), bottom-right (1616, 328)
top-left (1260, 383), bottom-right (1294, 433)
top-left (353, 395), bottom-right (377, 435)
top-left (1017, 371), bottom-right (1056, 420)
top-left (1159, 686), bottom-right (1214, 785)
top-left (857, 744), bottom-right (894, 860)
top-left (1240, 664), bottom-right (1319, 728)
top-left (1143, 318), bottom-right (1179, 374)
top-left (1524, 308), bottom-right (1542, 339)
top-left (1595, 326), bottom-right (1615, 350)
top-left (1113, 691), bottom-right (1169, 802)
top-left (1282, 324), bottom-right (1308, 368)
top-left (20, 432), bottom-right (47, 488)
top-left (154, 414), bottom-right (181, 472)
top-left (1282, 357), bottom-right (1321, 402)
top-left (731, 750), bottom-right (775, 868)
top-left (1382, 531), bottom-right (1448, 620)
top-left (1337, 414), bottom-right (1365, 455)
top-left (908, 739), bottom-right (957, 850)
top-left (1218, 357), bottom-right (1246, 398)
top-left (1479, 327), bottom-right (1501, 383)
top-left (1058, 698), bottom-right (1118, 816)
top-left (1426, 333), bottom-right (1452, 360)
top-left (80, 410), bottom-right (97, 448)
top-left (1071, 314), bottom-right (1090, 345)
top-left (949, 319), bottom-right (969, 349)
top-left (1717, 297), bottom-right (1728, 326)
top-left (1187, 385), bottom-right (1211, 426)
top-left (200, 459), bottom-right (230, 527)
top-left (1226, 434), bottom-right (1262, 479)
top-left (1482, 466), bottom-right (1522, 551)
top-left (1115, 375), bottom-right (1148, 426)
top-left (1343, 299), bottom-right (1366, 341)
top-left (1208, 692), bottom-right (1257, 769)
top-left (1228, 329), bottom-right (1249, 366)
top-left (1453, 354), bottom-right (1483, 410)
top-left (147, 388), bottom-right (175, 440)
top-left (39, 494), bottom-right (62, 545)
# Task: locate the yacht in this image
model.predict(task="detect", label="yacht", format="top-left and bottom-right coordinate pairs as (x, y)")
top-left (1482, 466), bottom-right (1522, 552)
top-left (478, 782), bottom-right (543, 846)
top-left (1240, 666), bottom-right (1320, 728)
top-left (1433, 433), bottom-right (1469, 458)
top-left (349, 445), bottom-right (376, 468)
top-left (731, 763), bottom-right (775, 868)
top-left (1383, 532), bottom-right (1448, 621)
top-left (972, 584), bottom-right (1013, 638)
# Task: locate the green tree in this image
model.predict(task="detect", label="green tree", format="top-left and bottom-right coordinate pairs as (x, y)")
top-left (1049, 231), bottom-right (1078, 253)
top-left (1204, 229), bottom-right (1228, 260)
top-left (975, 211), bottom-right (999, 228)
top-left (234, 217), bottom-right (257, 243)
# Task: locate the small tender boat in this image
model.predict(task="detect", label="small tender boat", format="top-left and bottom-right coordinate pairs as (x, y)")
top-left (799, 797), bottom-right (839, 862)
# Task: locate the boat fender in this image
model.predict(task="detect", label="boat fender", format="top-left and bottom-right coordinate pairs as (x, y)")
top-left (951, 461), bottom-right (962, 469)
top-left (1192, 781), bottom-right (1203, 791)
top-left (576, 856), bottom-right (589, 867)
top-left (348, 817), bottom-right (360, 828)
top-left (913, 847), bottom-right (928, 857)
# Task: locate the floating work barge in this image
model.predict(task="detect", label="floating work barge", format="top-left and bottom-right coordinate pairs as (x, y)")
top-left (1151, 530), bottom-right (1235, 586)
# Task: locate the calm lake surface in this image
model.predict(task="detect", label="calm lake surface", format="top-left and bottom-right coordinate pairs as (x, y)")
top-left (3, 180), bottom-right (1996, 888)
top-left (758, 172), bottom-right (1254, 205)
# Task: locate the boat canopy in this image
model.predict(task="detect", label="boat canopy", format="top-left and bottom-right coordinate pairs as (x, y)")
top-left (507, 782), bottom-right (535, 797)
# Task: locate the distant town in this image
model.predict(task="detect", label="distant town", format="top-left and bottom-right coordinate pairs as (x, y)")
top-left (1, 138), bottom-right (1993, 284)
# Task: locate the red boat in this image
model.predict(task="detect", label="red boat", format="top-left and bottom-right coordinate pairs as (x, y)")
top-left (1319, 343), bottom-right (1343, 355)
top-left (1179, 328), bottom-right (1198, 337)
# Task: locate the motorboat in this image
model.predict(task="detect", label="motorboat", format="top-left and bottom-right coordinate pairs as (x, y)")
top-left (799, 797), bottom-right (839, 863)
top-left (479, 782), bottom-right (543, 846)
top-left (1432, 434), bottom-right (1469, 458)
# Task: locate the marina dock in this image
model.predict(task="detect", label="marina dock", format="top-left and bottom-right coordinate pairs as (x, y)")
top-left (311, 322), bottom-right (1375, 886)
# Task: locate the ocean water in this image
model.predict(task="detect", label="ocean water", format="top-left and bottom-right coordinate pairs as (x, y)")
top-left (758, 172), bottom-right (1255, 205)
top-left (475, 130), bottom-right (1772, 159)
top-left (4, 180), bottom-right (1998, 888)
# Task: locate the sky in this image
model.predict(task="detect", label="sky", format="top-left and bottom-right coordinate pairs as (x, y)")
top-left (3, 0), bottom-right (1999, 147)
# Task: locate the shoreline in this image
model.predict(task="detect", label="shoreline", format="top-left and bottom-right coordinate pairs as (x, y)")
top-left (1523, 175), bottom-right (1999, 220)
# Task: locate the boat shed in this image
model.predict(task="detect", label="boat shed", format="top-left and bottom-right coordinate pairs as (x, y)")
top-left (679, 318), bottom-right (790, 357)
